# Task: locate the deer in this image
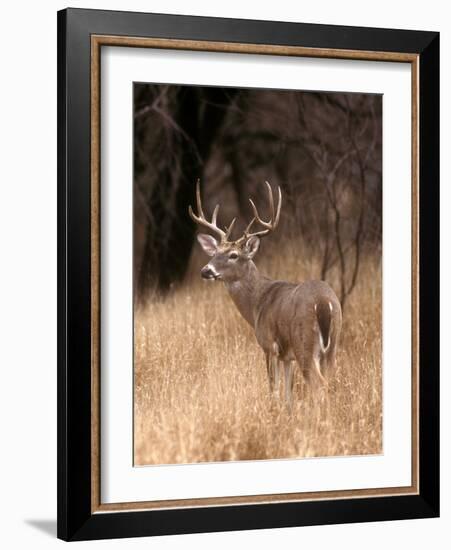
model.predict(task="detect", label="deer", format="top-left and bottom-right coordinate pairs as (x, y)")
top-left (189, 181), bottom-right (342, 406)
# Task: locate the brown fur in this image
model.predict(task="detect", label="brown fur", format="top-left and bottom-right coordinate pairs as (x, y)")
top-left (193, 183), bottom-right (341, 405)
top-left (201, 244), bottom-right (342, 404)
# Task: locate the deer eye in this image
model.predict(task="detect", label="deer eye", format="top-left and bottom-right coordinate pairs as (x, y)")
top-left (228, 252), bottom-right (239, 260)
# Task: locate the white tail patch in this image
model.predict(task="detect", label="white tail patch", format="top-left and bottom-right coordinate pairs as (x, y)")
top-left (315, 302), bottom-right (332, 354)
top-left (319, 330), bottom-right (330, 354)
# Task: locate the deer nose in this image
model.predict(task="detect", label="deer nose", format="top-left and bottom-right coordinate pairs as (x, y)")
top-left (201, 265), bottom-right (218, 280)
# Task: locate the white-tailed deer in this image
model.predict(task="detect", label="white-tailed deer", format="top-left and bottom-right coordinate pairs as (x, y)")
top-left (190, 181), bottom-right (342, 406)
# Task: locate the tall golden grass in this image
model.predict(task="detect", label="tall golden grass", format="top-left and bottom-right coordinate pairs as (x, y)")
top-left (134, 242), bottom-right (382, 465)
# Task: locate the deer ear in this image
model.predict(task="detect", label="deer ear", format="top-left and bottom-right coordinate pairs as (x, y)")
top-left (197, 234), bottom-right (218, 256)
top-left (245, 236), bottom-right (260, 258)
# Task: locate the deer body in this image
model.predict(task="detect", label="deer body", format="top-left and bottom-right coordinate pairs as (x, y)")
top-left (190, 181), bottom-right (342, 405)
top-left (225, 262), bottom-right (341, 401)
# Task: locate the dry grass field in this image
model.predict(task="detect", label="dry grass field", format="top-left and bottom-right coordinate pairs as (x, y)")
top-left (134, 241), bottom-right (382, 465)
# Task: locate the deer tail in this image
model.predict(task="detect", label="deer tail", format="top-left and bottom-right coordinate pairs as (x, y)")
top-left (315, 301), bottom-right (333, 353)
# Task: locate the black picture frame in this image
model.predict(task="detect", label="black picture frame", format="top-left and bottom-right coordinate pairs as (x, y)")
top-left (57, 7), bottom-right (439, 541)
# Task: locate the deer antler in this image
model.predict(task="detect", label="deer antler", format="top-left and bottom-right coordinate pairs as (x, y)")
top-left (189, 180), bottom-right (281, 244)
top-left (238, 181), bottom-right (282, 242)
top-left (189, 180), bottom-right (235, 242)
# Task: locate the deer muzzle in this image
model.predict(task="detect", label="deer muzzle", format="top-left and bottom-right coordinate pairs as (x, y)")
top-left (201, 265), bottom-right (220, 280)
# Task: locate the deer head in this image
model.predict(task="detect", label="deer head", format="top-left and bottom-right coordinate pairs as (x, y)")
top-left (189, 180), bottom-right (282, 282)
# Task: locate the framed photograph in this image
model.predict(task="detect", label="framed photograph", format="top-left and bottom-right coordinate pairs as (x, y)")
top-left (57, 8), bottom-right (439, 541)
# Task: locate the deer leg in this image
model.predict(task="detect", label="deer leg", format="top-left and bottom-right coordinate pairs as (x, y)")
top-left (313, 355), bottom-right (328, 387)
top-left (283, 361), bottom-right (296, 409)
top-left (312, 352), bottom-right (329, 406)
top-left (321, 347), bottom-right (337, 377)
top-left (273, 356), bottom-right (281, 394)
top-left (294, 341), bottom-right (313, 394)
top-left (301, 364), bottom-right (311, 386)
top-left (266, 343), bottom-right (282, 398)
top-left (298, 350), bottom-right (327, 400)
top-left (265, 353), bottom-right (275, 394)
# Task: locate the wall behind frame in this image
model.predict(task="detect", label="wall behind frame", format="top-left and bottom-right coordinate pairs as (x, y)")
top-left (0, 1), bottom-right (448, 549)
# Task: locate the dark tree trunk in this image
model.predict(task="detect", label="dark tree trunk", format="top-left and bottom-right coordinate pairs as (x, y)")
top-left (137, 87), bottom-right (236, 296)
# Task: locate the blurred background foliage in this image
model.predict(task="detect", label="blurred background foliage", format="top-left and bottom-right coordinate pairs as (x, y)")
top-left (134, 84), bottom-right (382, 307)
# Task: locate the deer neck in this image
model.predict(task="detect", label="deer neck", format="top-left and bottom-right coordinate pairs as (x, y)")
top-left (224, 262), bottom-right (267, 327)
